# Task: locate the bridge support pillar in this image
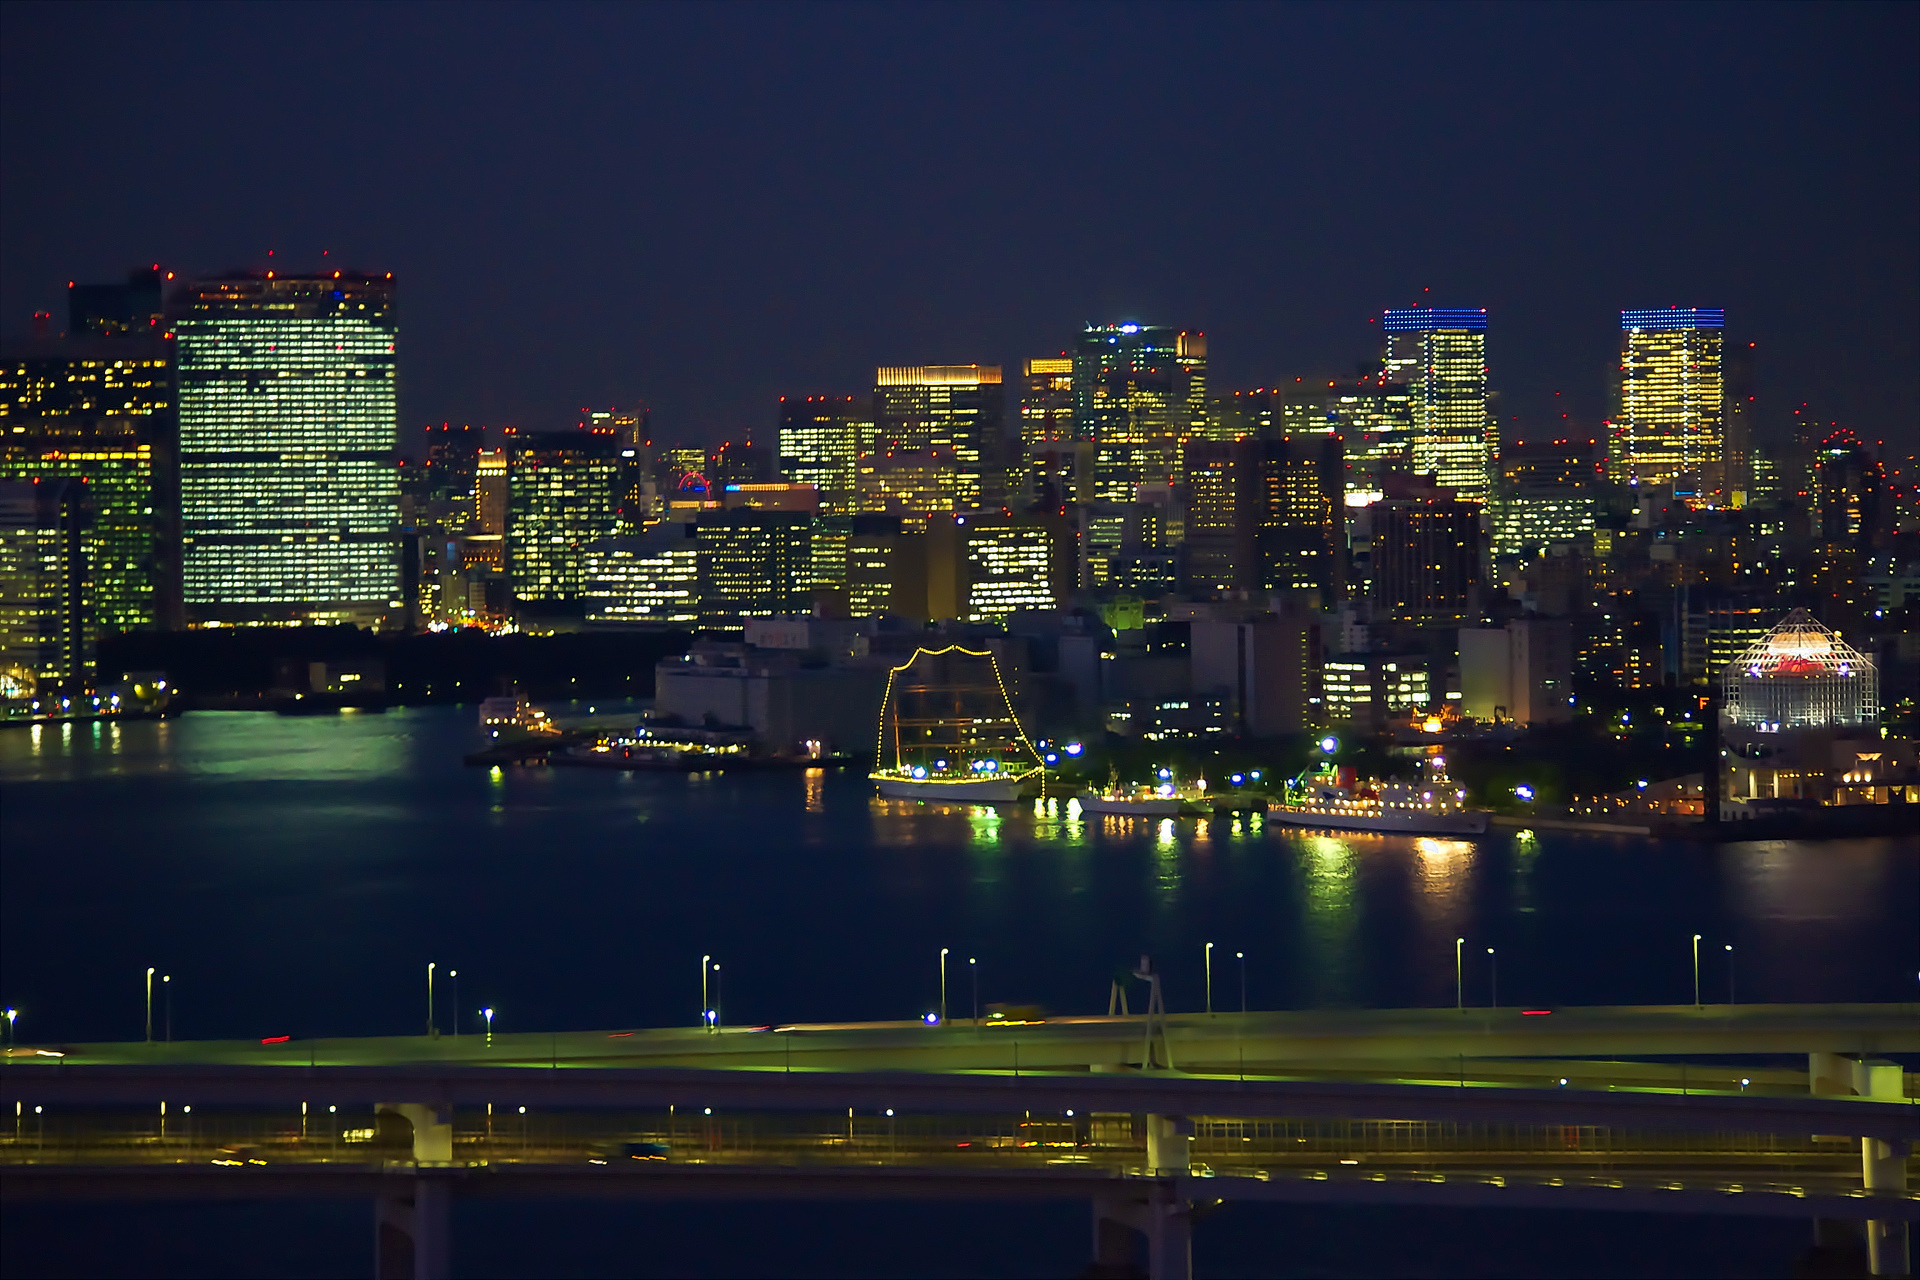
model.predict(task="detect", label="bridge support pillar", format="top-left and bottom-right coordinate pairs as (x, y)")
top-left (374, 1173), bottom-right (452, 1280)
top-left (1145, 1114), bottom-right (1191, 1176)
top-left (379, 1102), bottom-right (454, 1164)
top-left (1855, 1060), bottom-right (1910, 1278)
top-left (1088, 1187), bottom-right (1192, 1280)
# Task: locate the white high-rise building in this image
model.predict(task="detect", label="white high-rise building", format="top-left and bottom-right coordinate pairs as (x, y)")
top-left (1382, 309), bottom-right (1491, 503)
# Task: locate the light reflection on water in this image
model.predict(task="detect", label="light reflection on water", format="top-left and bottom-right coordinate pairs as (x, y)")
top-left (1, 708), bottom-right (1913, 1043)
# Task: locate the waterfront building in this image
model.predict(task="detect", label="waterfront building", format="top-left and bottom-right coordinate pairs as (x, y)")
top-left (1368, 474), bottom-right (1484, 626)
top-left (1612, 308), bottom-right (1725, 499)
top-left (583, 523), bottom-right (698, 625)
top-left (872, 365), bottom-right (1005, 510)
top-left (0, 477), bottom-right (92, 695)
top-left (1321, 653), bottom-right (1433, 728)
top-left (778, 395), bottom-right (867, 515)
top-left (504, 429), bottom-right (621, 602)
top-left (1076, 325), bottom-right (1206, 500)
top-left (1190, 612), bottom-right (1323, 737)
top-left (694, 509), bottom-right (812, 622)
top-left (1722, 610), bottom-right (1876, 729)
top-left (1, 331), bottom-right (177, 631)
top-left (173, 271), bottom-right (399, 627)
top-left (1458, 619), bottom-right (1573, 725)
top-left (1382, 309), bottom-right (1491, 502)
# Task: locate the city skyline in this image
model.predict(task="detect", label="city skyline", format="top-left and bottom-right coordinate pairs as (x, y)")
top-left (3, 5), bottom-right (1914, 450)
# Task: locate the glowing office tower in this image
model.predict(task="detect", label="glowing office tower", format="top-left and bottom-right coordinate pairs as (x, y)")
top-left (872, 366), bottom-right (1004, 511)
top-left (1612, 308), bottom-right (1724, 497)
top-left (505, 430), bottom-right (621, 602)
top-left (174, 272), bottom-right (399, 626)
top-left (1075, 325), bottom-right (1207, 500)
top-left (1382, 309), bottom-right (1491, 503)
top-left (1, 336), bottom-right (175, 631)
top-left (1019, 357), bottom-right (1076, 448)
top-left (961, 520), bottom-right (1066, 623)
top-left (584, 525), bottom-right (698, 625)
top-left (778, 395), bottom-right (867, 515)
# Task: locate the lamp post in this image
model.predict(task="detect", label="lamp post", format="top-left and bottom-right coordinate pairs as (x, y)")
top-left (939, 949), bottom-right (949, 1024)
top-left (145, 968), bottom-right (154, 1043)
top-left (450, 971), bottom-right (459, 1038)
top-left (162, 975), bottom-right (171, 1043)
top-left (1487, 947), bottom-right (1497, 1010)
top-left (1454, 938), bottom-right (1464, 1011)
top-left (712, 962), bottom-right (722, 1031)
top-left (3, 1008), bottom-right (14, 1048)
top-left (426, 962), bottom-right (436, 1036)
top-left (969, 958), bottom-right (979, 1027)
top-left (1236, 952), bottom-right (1246, 1015)
top-left (701, 955), bottom-right (710, 1032)
top-left (1691, 935), bottom-right (1701, 1008)
top-left (483, 1007), bottom-right (494, 1047)
top-left (1204, 942), bottom-right (1214, 1016)
top-left (1724, 945), bottom-right (1736, 1004)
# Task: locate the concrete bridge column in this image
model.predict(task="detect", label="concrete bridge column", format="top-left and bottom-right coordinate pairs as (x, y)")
top-left (1145, 1114), bottom-right (1192, 1176)
top-left (1854, 1059), bottom-right (1910, 1278)
top-left (374, 1173), bottom-right (451, 1280)
top-left (378, 1103), bottom-right (454, 1164)
top-left (1087, 1188), bottom-right (1193, 1280)
top-left (1144, 1182), bottom-right (1193, 1280)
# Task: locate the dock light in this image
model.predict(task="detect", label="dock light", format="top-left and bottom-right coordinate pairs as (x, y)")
top-left (1064, 743), bottom-right (1083, 756)
top-left (1157, 768), bottom-right (1172, 780)
top-left (1636, 779), bottom-right (1648, 789)
top-left (1250, 771), bottom-right (1261, 780)
top-left (924, 1013), bottom-right (938, 1024)
top-left (935, 759), bottom-right (948, 769)
top-left (911, 766), bottom-right (927, 779)
top-left (1045, 753), bottom-right (1058, 764)
top-left (1230, 774), bottom-right (1243, 784)
top-left (1515, 785), bottom-right (1534, 801)
top-left (1319, 736), bottom-right (1338, 753)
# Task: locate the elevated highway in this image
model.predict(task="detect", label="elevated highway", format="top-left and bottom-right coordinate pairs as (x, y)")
top-left (5, 1003), bottom-right (1914, 1279)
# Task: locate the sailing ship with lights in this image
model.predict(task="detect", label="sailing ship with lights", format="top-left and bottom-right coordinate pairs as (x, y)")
top-left (1268, 753), bottom-right (1489, 835)
top-left (1077, 765), bottom-right (1195, 816)
top-left (869, 645), bottom-right (1044, 802)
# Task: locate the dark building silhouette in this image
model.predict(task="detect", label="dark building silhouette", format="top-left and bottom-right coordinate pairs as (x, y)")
top-left (1368, 473), bottom-right (1484, 625)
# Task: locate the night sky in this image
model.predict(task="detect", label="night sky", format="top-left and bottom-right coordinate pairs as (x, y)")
top-left (3, 2), bottom-right (1915, 454)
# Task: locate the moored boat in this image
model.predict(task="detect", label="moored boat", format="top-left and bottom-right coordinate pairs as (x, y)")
top-left (869, 645), bottom-right (1046, 805)
top-left (1267, 758), bottom-right (1490, 835)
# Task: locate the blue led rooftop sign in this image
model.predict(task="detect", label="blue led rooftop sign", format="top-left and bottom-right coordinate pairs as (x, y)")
top-left (1620, 308), bottom-right (1724, 331)
top-left (1382, 309), bottom-right (1487, 332)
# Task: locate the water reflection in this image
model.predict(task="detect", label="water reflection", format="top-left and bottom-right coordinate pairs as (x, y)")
top-left (1297, 834), bottom-right (1358, 1004)
top-left (803, 768), bottom-right (825, 814)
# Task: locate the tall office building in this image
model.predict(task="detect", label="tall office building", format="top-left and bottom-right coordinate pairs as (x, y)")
top-left (958, 515), bottom-right (1073, 623)
top-left (1075, 325), bottom-right (1206, 501)
top-left (474, 447), bottom-right (508, 535)
top-left (1491, 437), bottom-right (1603, 560)
top-left (694, 509), bottom-right (812, 622)
top-left (504, 429), bottom-right (621, 602)
top-left (1019, 356), bottom-right (1076, 448)
top-left (1182, 436), bottom-right (1345, 604)
top-left (1382, 309), bottom-right (1491, 503)
top-left (174, 272), bottom-right (399, 626)
top-left (68, 268), bottom-right (165, 337)
top-left (584, 523), bottom-right (698, 625)
top-left (0, 478), bottom-right (92, 695)
top-left (872, 366), bottom-right (1005, 510)
top-left (1612, 308), bottom-right (1724, 498)
top-left (1, 331), bottom-right (176, 631)
top-left (778, 395), bottom-right (867, 515)
top-left (1368, 474), bottom-right (1484, 626)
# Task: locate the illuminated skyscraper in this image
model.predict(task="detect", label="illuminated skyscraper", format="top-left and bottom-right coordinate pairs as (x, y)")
top-left (1382, 309), bottom-right (1491, 502)
top-left (584, 523), bottom-right (698, 625)
top-left (1075, 325), bottom-right (1206, 501)
top-left (1612, 308), bottom-right (1724, 497)
top-left (174, 272), bottom-right (399, 626)
top-left (1, 332), bottom-right (176, 630)
top-left (474, 448), bottom-right (508, 535)
top-left (778, 395), bottom-right (868, 515)
top-left (694, 510), bottom-right (812, 622)
top-left (504, 429), bottom-right (620, 602)
top-left (960, 516), bottom-right (1072, 623)
top-left (872, 366), bottom-right (1005, 510)
top-left (0, 477), bottom-right (92, 695)
top-left (1491, 437), bottom-right (1602, 559)
top-left (1368, 474), bottom-right (1484, 625)
top-left (1019, 356), bottom-right (1076, 448)
top-left (1182, 436), bottom-right (1344, 604)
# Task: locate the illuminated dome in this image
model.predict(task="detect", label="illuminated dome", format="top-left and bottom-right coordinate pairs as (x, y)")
top-left (1722, 610), bottom-right (1877, 729)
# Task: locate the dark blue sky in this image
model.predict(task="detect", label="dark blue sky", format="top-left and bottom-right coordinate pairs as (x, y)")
top-left (3, 1), bottom-right (1915, 452)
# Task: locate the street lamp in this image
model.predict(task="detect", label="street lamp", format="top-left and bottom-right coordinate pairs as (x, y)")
top-left (939, 949), bottom-right (949, 1025)
top-left (450, 971), bottom-right (459, 1038)
top-left (482, 1007), bottom-right (495, 1046)
top-left (968, 958), bottom-right (979, 1027)
top-left (1204, 942), bottom-right (1214, 1016)
top-left (1236, 952), bottom-right (1246, 1015)
top-left (162, 975), bottom-right (171, 1043)
top-left (701, 955), bottom-right (710, 1032)
top-left (145, 968), bottom-right (155, 1043)
top-left (1487, 948), bottom-right (1497, 1010)
top-left (1454, 938), bottom-right (1464, 1011)
top-left (3, 1008), bottom-right (14, 1048)
top-left (1724, 944), bottom-right (1736, 1004)
top-left (712, 962), bottom-right (722, 1031)
top-left (1691, 935), bottom-right (1701, 1008)
top-left (427, 962), bottom-right (436, 1037)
